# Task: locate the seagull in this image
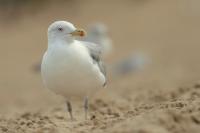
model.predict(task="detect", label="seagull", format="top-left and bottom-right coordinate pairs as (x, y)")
top-left (41, 21), bottom-right (106, 120)
top-left (79, 23), bottom-right (112, 57)
top-left (33, 23), bottom-right (111, 73)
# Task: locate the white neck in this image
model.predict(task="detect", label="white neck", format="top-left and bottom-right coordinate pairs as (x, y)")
top-left (48, 35), bottom-right (74, 49)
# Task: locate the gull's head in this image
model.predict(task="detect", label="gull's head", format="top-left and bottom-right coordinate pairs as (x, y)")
top-left (48, 21), bottom-right (86, 43)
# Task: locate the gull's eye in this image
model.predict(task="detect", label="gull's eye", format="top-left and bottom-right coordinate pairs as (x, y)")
top-left (58, 27), bottom-right (63, 31)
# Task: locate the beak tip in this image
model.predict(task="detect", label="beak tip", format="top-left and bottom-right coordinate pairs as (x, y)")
top-left (71, 29), bottom-right (86, 37)
top-left (80, 31), bottom-right (86, 37)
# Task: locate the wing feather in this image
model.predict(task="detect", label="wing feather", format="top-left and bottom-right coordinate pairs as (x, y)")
top-left (80, 41), bottom-right (107, 86)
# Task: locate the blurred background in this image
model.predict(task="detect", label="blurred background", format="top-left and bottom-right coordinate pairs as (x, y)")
top-left (1, 0), bottom-right (200, 125)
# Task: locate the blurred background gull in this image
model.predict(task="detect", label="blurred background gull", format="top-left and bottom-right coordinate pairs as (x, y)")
top-left (79, 23), bottom-right (149, 77)
top-left (80, 23), bottom-right (112, 57)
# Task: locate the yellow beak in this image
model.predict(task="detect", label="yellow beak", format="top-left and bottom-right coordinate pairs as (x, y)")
top-left (70, 29), bottom-right (86, 37)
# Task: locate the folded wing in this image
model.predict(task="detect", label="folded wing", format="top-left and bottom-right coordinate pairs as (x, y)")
top-left (80, 41), bottom-right (107, 86)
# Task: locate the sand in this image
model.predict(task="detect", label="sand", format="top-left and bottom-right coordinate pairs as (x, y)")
top-left (0, 0), bottom-right (200, 133)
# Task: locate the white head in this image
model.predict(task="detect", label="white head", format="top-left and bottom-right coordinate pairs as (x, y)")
top-left (48, 21), bottom-right (86, 44)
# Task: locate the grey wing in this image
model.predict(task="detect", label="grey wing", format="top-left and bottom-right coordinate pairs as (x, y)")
top-left (81, 41), bottom-right (107, 86)
top-left (97, 60), bottom-right (107, 86)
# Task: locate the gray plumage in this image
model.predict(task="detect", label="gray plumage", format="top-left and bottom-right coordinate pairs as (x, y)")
top-left (111, 53), bottom-right (148, 77)
top-left (81, 41), bottom-right (107, 86)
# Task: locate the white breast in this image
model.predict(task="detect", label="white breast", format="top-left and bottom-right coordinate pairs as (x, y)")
top-left (41, 41), bottom-right (105, 99)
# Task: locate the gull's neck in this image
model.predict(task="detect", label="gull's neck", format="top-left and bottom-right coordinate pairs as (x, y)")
top-left (48, 36), bottom-right (74, 50)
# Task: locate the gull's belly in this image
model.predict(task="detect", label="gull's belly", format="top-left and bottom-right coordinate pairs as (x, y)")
top-left (41, 44), bottom-right (103, 99)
